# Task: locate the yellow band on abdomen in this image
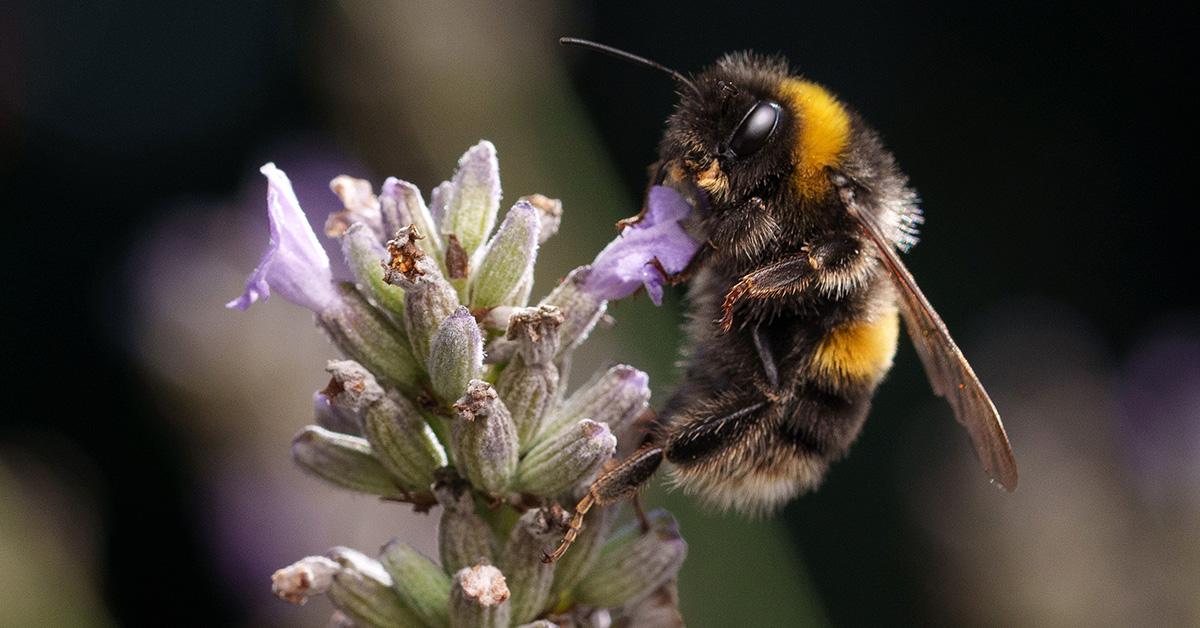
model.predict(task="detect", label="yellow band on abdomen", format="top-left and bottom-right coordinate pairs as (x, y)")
top-left (810, 309), bottom-right (900, 386)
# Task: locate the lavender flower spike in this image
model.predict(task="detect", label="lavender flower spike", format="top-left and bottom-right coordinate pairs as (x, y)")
top-left (227, 163), bottom-right (336, 312)
top-left (584, 185), bottom-right (701, 305)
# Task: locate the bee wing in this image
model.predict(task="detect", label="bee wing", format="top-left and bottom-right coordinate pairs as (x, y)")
top-left (843, 192), bottom-right (1019, 491)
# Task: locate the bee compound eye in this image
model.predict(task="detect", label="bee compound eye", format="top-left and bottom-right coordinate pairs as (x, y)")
top-left (728, 100), bottom-right (781, 158)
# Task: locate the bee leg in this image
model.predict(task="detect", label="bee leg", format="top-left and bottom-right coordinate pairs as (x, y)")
top-left (720, 254), bottom-right (817, 332)
top-left (664, 401), bottom-right (769, 464)
top-left (541, 445), bottom-right (664, 563)
top-left (751, 325), bottom-right (780, 391)
top-left (632, 492), bottom-right (651, 532)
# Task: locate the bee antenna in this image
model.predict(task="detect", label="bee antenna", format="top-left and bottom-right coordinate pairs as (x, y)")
top-left (559, 37), bottom-right (699, 96)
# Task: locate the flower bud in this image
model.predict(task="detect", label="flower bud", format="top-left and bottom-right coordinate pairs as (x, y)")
top-left (319, 283), bottom-right (422, 390)
top-left (498, 506), bottom-right (570, 624)
top-left (428, 180), bottom-right (452, 229)
top-left (478, 305), bottom-right (518, 333)
top-left (380, 540), bottom-right (451, 628)
top-left (327, 547), bottom-right (424, 627)
top-left (434, 471), bottom-right (495, 574)
top-left (573, 510), bottom-right (687, 609)
top-left (497, 307), bottom-right (564, 447)
top-left (515, 420), bottom-right (616, 498)
top-left (362, 391), bottom-right (447, 491)
top-left (536, 365), bottom-right (649, 447)
top-left (440, 140), bottom-right (501, 258)
top-left (342, 222), bottom-right (407, 322)
top-left (381, 177), bottom-right (443, 262)
top-left (314, 390), bottom-right (362, 436)
top-left (292, 426), bottom-right (404, 499)
top-left (518, 194), bottom-right (562, 244)
top-left (326, 175), bottom-right (385, 242)
top-left (384, 226), bottom-right (461, 366)
top-left (428, 307), bottom-right (484, 403)
top-left (498, 362), bottom-right (558, 452)
top-left (324, 359), bottom-right (385, 409)
top-left (450, 381), bottom-right (518, 495)
top-left (470, 201), bottom-right (540, 309)
top-left (506, 305), bottom-right (563, 366)
top-left (541, 266), bottom-right (607, 356)
top-left (272, 555), bottom-right (340, 604)
top-left (450, 564), bottom-right (511, 628)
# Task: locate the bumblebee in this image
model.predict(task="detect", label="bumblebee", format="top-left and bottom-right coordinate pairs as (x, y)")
top-left (546, 39), bottom-right (1017, 562)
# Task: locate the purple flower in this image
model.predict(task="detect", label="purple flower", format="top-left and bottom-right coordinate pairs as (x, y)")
top-left (227, 163), bottom-right (337, 313)
top-left (583, 185), bottom-right (701, 305)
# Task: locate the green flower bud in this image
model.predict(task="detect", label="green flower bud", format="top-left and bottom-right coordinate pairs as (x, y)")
top-left (380, 540), bottom-right (451, 628)
top-left (342, 222), bottom-right (407, 323)
top-left (541, 266), bottom-right (607, 356)
top-left (450, 564), bottom-right (511, 628)
top-left (382, 177), bottom-right (444, 265)
top-left (319, 283), bottom-right (422, 391)
top-left (518, 194), bottom-right (562, 245)
top-left (497, 306), bottom-right (564, 448)
top-left (326, 547), bottom-right (424, 628)
top-left (573, 510), bottom-right (687, 609)
top-left (499, 362), bottom-right (558, 452)
top-left (362, 391), bottom-right (447, 491)
top-left (506, 305), bottom-right (563, 366)
top-left (440, 140), bottom-right (501, 258)
top-left (470, 201), bottom-right (540, 309)
top-left (478, 305), bottom-right (518, 333)
top-left (428, 307), bottom-right (484, 403)
top-left (384, 226), bottom-right (461, 367)
top-left (434, 471), bottom-right (495, 574)
top-left (323, 359), bottom-right (385, 410)
top-left (291, 426), bottom-right (405, 499)
top-left (429, 180), bottom-right (451, 226)
top-left (515, 419), bottom-right (616, 498)
top-left (450, 381), bottom-right (518, 495)
top-left (535, 364), bottom-right (649, 448)
top-left (499, 506), bottom-right (570, 624)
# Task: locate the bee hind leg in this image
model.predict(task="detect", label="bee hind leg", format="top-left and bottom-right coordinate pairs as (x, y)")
top-left (541, 445), bottom-right (664, 564)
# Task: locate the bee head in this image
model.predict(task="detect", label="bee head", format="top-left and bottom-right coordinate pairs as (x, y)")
top-left (560, 39), bottom-right (853, 211)
top-left (658, 53), bottom-right (798, 208)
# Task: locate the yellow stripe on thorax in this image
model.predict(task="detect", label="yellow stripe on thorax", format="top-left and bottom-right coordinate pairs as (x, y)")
top-left (811, 309), bottom-right (900, 386)
top-left (778, 78), bottom-right (851, 198)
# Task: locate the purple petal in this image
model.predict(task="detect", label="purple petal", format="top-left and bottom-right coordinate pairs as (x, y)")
top-left (640, 184), bottom-right (693, 227)
top-left (583, 186), bottom-right (701, 305)
top-left (226, 163), bottom-right (336, 312)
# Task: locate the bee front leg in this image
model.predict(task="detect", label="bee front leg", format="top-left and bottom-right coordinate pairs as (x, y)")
top-left (720, 233), bottom-right (866, 332)
top-left (719, 254), bottom-right (817, 332)
top-left (541, 445), bottom-right (664, 564)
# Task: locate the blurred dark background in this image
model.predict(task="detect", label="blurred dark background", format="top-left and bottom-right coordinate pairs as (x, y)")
top-left (2, 2), bottom-right (1196, 626)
